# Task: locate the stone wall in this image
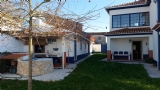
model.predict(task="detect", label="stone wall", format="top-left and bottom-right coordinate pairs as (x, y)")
top-left (17, 58), bottom-right (53, 76)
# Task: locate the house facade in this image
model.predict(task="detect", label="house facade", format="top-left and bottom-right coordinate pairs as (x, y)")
top-left (22, 17), bottom-right (91, 64)
top-left (0, 14), bottom-right (91, 70)
top-left (105, 0), bottom-right (160, 69)
top-left (88, 32), bottom-right (106, 44)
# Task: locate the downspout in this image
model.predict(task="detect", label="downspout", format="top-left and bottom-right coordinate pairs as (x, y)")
top-left (158, 0), bottom-right (160, 22)
top-left (158, 30), bottom-right (160, 70)
top-left (157, 0), bottom-right (160, 70)
top-left (68, 48), bottom-right (69, 63)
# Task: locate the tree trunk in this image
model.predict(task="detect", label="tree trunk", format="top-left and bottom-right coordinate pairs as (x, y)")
top-left (28, 16), bottom-right (33, 90)
top-left (28, 1), bottom-right (33, 89)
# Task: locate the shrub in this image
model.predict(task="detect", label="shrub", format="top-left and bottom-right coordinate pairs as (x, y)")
top-left (2, 51), bottom-right (11, 55)
top-left (145, 57), bottom-right (154, 64)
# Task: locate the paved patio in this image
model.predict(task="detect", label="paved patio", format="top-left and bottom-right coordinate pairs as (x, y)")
top-left (0, 55), bottom-right (90, 81)
top-left (102, 58), bottom-right (160, 78)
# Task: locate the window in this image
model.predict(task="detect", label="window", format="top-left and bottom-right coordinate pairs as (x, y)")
top-left (80, 40), bottom-right (82, 50)
top-left (112, 15), bottom-right (120, 28)
top-left (130, 13), bottom-right (139, 27)
top-left (84, 42), bottom-right (86, 49)
top-left (140, 12), bottom-right (149, 26)
top-left (34, 45), bottom-right (45, 53)
top-left (48, 39), bottom-right (56, 44)
top-left (98, 37), bottom-right (101, 40)
top-left (121, 15), bottom-right (129, 27)
top-left (112, 12), bottom-right (149, 28)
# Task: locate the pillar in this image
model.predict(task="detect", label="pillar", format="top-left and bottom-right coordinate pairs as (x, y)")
top-left (62, 37), bottom-right (66, 69)
top-left (149, 35), bottom-right (153, 58)
top-left (148, 50), bottom-right (153, 58)
top-left (107, 37), bottom-right (111, 60)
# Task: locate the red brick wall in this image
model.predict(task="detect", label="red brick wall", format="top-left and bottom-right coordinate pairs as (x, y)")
top-left (148, 50), bottom-right (153, 58)
top-left (107, 50), bottom-right (111, 60)
top-left (64, 52), bottom-right (67, 68)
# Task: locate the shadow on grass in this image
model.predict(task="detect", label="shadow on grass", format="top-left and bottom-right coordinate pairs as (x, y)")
top-left (1, 54), bottom-right (160, 90)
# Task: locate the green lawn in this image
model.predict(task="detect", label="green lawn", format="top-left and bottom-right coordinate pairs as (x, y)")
top-left (1, 54), bottom-right (160, 90)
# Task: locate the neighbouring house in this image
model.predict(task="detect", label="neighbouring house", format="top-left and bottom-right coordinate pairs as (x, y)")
top-left (105, 0), bottom-right (160, 70)
top-left (88, 32), bottom-right (107, 53)
top-left (88, 32), bottom-right (106, 44)
top-left (0, 13), bottom-right (91, 75)
top-left (21, 16), bottom-right (91, 64)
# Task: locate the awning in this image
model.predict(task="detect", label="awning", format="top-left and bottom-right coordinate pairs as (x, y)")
top-left (152, 23), bottom-right (160, 31)
top-left (106, 27), bottom-right (152, 35)
top-left (0, 54), bottom-right (27, 60)
top-left (24, 39), bottom-right (47, 45)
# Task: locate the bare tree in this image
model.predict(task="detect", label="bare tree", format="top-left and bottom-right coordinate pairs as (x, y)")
top-left (1, 0), bottom-right (102, 90)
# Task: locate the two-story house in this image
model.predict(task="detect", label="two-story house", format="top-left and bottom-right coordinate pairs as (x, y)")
top-left (105, 0), bottom-right (160, 70)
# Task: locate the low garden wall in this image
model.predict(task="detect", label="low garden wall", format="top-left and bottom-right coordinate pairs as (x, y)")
top-left (17, 58), bottom-right (53, 76)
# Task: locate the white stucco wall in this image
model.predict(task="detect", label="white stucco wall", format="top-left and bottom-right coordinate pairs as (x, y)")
top-left (153, 31), bottom-right (159, 61)
top-left (149, 1), bottom-right (158, 29)
top-left (92, 44), bottom-right (101, 52)
top-left (23, 37), bottom-right (89, 58)
top-left (107, 37), bottom-right (111, 50)
top-left (76, 40), bottom-right (88, 56)
top-left (0, 34), bottom-right (24, 52)
top-left (110, 37), bottom-right (149, 59)
top-left (45, 39), bottom-right (62, 53)
top-left (24, 45), bottom-right (34, 53)
top-left (111, 38), bottom-right (132, 54)
top-left (107, 34), bottom-right (152, 49)
top-left (90, 43), bottom-right (93, 53)
top-left (65, 40), bottom-right (74, 57)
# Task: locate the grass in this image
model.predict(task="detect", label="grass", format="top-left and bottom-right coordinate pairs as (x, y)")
top-left (1, 54), bottom-right (160, 90)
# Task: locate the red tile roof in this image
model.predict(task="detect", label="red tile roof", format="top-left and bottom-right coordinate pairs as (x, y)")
top-left (105, 0), bottom-right (149, 13)
top-left (106, 27), bottom-right (152, 35)
top-left (88, 32), bottom-right (106, 35)
top-left (0, 54), bottom-right (28, 60)
top-left (152, 23), bottom-right (160, 30)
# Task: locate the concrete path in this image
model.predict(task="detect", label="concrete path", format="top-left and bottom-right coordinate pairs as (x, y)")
top-left (102, 58), bottom-right (160, 78)
top-left (0, 55), bottom-right (90, 81)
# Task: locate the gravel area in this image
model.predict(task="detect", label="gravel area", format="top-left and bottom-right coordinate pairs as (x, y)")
top-left (20, 69), bottom-right (74, 81)
top-left (102, 58), bottom-right (160, 78)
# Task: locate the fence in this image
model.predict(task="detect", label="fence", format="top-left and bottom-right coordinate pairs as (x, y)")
top-left (92, 44), bottom-right (107, 53)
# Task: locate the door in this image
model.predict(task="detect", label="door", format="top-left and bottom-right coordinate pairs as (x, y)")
top-left (132, 41), bottom-right (142, 60)
top-left (34, 45), bottom-right (45, 53)
top-left (74, 38), bottom-right (77, 61)
top-left (88, 42), bottom-right (90, 54)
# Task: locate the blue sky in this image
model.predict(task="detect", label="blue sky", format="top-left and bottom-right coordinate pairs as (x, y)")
top-left (62, 0), bottom-right (134, 32)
